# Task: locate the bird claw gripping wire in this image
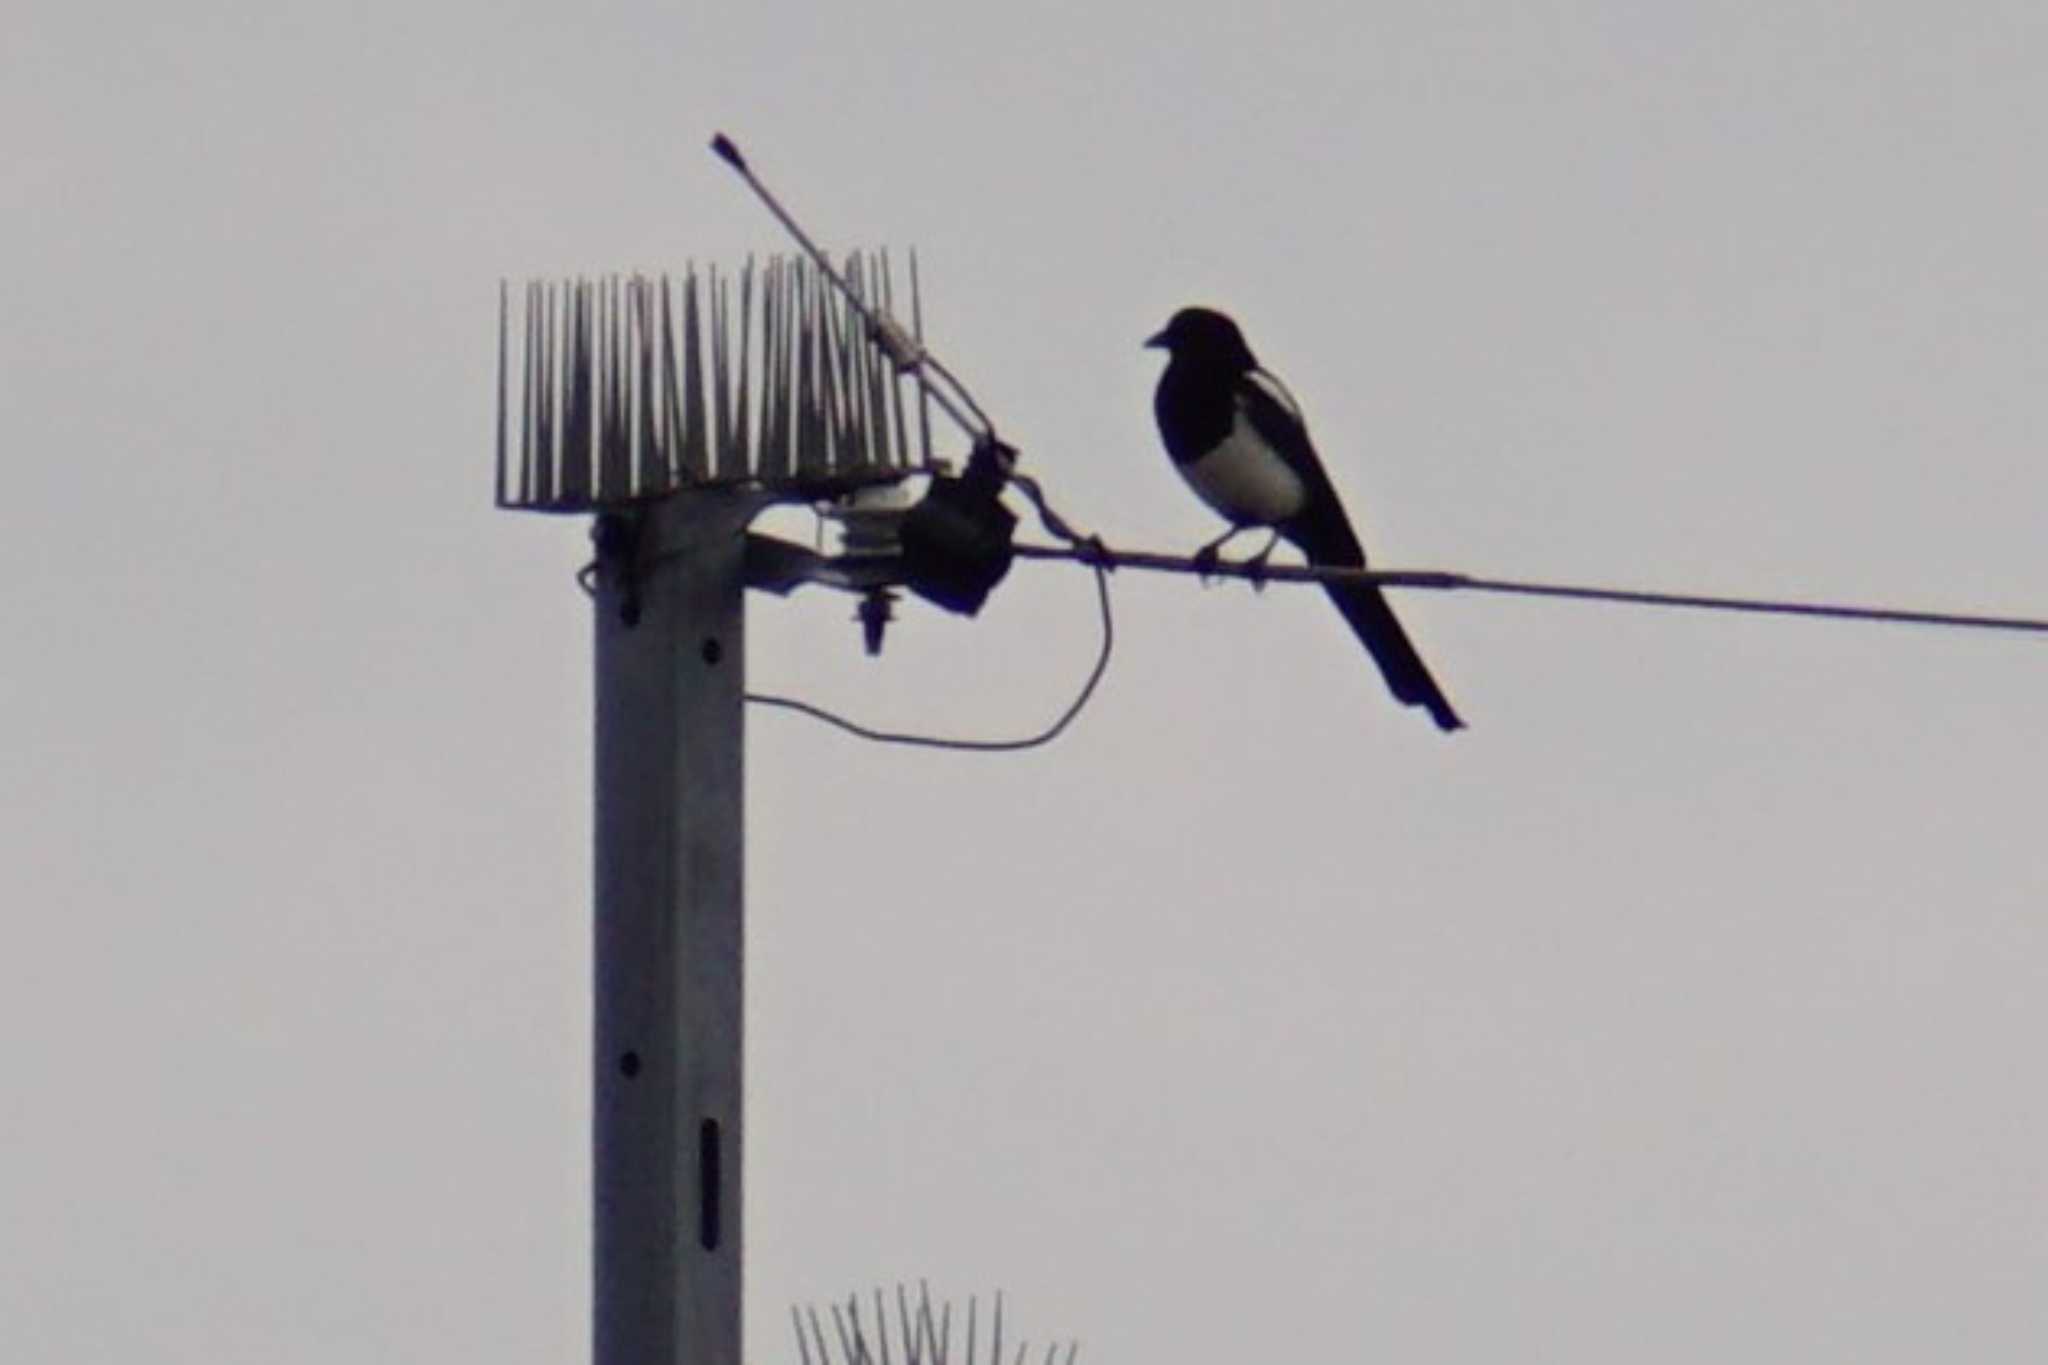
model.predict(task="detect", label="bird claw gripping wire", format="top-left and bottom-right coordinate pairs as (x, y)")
top-left (1240, 532), bottom-right (1281, 593)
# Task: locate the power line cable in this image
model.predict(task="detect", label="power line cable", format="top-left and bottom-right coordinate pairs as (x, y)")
top-left (1009, 542), bottom-right (2048, 636)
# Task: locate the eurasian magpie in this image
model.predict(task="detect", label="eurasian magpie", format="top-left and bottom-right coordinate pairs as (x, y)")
top-left (1147, 306), bottom-right (1464, 731)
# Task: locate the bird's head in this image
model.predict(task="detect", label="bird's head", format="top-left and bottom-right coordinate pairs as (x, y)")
top-left (1145, 306), bottom-right (1257, 370)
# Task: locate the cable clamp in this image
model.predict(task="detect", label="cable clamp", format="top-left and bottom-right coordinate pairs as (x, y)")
top-left (867, 314), bottom-right (927, 373)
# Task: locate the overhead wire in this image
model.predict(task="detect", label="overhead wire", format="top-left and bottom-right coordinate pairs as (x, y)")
top-left (695, 130), bottom-right (2043, 753)
top-left (1009, 542), bottom-right (2048, 636)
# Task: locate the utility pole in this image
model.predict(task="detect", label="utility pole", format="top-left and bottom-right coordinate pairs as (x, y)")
top-left (499, 254), bottom-right (950, 1365)
top-left (590, 491), bottom-right (763, 1365)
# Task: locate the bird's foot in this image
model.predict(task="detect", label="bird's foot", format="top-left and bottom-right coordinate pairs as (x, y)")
top-left (1243, 545), bottom-right (1276, 594)
top-left (1192, 542), bottom-right (1223, 585)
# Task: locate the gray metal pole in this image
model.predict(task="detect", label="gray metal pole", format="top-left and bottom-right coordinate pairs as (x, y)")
top-left (592, 489), bottom-right (765, 1365)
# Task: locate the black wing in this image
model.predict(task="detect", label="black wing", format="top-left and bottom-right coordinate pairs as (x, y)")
top-left (1235, 368), bottom-right (1464, 730)
top-left (1234, 367), bottom-right (1358, 563)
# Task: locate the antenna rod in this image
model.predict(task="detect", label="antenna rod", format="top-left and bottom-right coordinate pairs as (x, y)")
top-left (709, 132), bottom-right (990, 443)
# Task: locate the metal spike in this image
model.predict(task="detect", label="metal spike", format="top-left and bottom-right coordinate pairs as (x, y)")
top-left (772, 257), bottom-right (797, 477)
top-left (917, 1283), bottom-right (941, 1365)
top-left (527, 282), bottom-right (544, 503)
top-left (589, 278), bottom-right (605, 499)
top-left (598, 280), bottom-right (614, 505)
top-left (794, 1308), bottom-right (815, 1365)
top-left (785, 257), bottom-right (802, 474)
top-left (835, 263), bottom-right (860, 467)
top-left (658, 274), bottom-right (682, 489)
top-left (833, 1301), bottom-right (859, 1365)
top-left (881, 250), bottom-right (910, 467)
top-left (612, 274), bottom-right (629, 496)
top-left (598, 276), bottom-right (619, 498)
top-left (645, 276), bottom-right (660, 491)
top-left (794, 263), bottom-right (818, 472)
top-left (761, 259), bottom-right (783, 478)
top-left (562, 281), bottom-right (591, 503)
top-left (862, 252), bottom-right (892, 468)
top-left (582, 280), bottom-right (595, 499)
top-left (839, 266), bottom-right (864, 470)
top-left (708, 266), bottom-right (733, 480)
top-left (620, 276), bottom-right (637, 495)
top-left (682, 267), bottom-right (707, 479)
top-left (736, 255), bottom-right (755, 479)
top-left (846, 253), bottom-right (874, 468)
top-left (818, 277), bottom-right (843, 471)
top-left (602, 274), bottom-right (617, 494)
top-left (841, 253), bottom-right (864, 468)
top-left (521, 280), bottom-right (537, 503)
top-left (495, 280), bottom-right (509, 503)
top-left (595, 276), bottom-right (614, 499)
top-left (761, 257), bottom-right (779, 472)
top-left (754, 260), bottom-right (778, 479)
top-left (633, 277), bottom-right (657, 494)
top-left (818, 271), bottom-right (841, 470)
top-left (540, 281), bottom-right (562, 504)
top-left (901, 1285), bottom-right (925, 1365)
top-left (836, 261), bottom-right (867, 467)
top-left (826, 261), bottom-right (848, 467)
top-left (829, 1302), bottom-right (859, 1365)
top-left (588, 275), bottom-right (605, 499)
top-left (540, 281), bottom-right (556, 503)
top-left (910, 248), bottom-right (932, 467)
top-left (851, 1296), bottom-right (878, 1365)
top-left (556, 280), bottom-right (571, 501)
top-left (723, 264), bottom-right (742, 478)
top-left (814, 260), bottom-right (834, 470)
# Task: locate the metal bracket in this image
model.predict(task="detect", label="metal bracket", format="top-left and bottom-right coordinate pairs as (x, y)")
top-left (594, 513), bottom-right (646, 627)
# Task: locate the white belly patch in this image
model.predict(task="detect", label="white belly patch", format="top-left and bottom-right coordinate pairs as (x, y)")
top-left (1179, 416), bottom-right (1307, 525)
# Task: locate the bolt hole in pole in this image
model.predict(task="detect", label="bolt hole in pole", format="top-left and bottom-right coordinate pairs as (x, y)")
top-left (699, 1119), bottom-right (723, 1250)
top-left (701, 637), bottom-right (723, 665)
top-left (618, 1051), bottom-right (641, 1078)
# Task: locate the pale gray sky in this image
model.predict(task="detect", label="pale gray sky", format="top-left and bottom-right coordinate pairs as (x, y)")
top-left (5, 2), bottom-right (2046, 1361)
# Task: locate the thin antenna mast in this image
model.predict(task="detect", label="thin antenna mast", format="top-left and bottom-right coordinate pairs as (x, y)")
top-left (710, 133), bottom-right (993, 443)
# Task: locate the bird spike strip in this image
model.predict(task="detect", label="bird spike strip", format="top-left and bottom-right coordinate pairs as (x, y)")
top-left (792, 1285), bottom-right (1078, 1365)
top-left (496, 251), bottom-right (932, 511)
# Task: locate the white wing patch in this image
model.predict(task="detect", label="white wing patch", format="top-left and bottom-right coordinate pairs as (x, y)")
top-left (1245, 367), bottom-right (1306, 426)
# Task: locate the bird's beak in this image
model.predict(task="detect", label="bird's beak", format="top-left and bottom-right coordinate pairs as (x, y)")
top-left (1143, 328), bottom-right (1168, 350)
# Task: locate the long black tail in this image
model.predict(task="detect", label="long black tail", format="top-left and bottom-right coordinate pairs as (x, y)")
top-left (1325, 578), bottom-right (1463, 730)
top-left (1292, 517), bottom-right (1463, 731)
